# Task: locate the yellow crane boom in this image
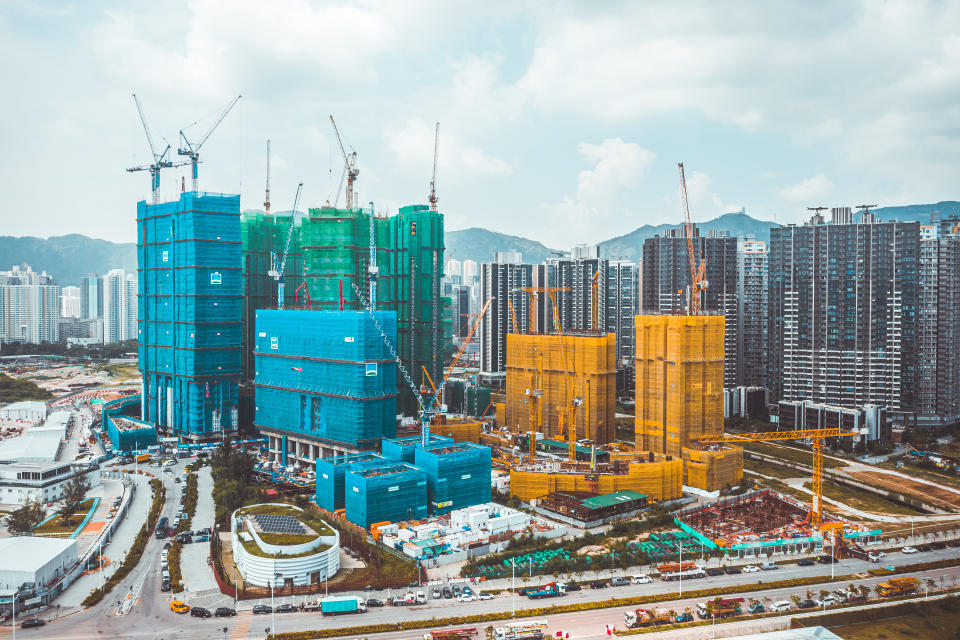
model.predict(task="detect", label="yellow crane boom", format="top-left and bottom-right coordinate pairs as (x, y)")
top-left (697, 428), bottom-right (861, 528)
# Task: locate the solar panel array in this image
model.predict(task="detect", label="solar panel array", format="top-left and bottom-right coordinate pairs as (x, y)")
top-left (253, 513), bottom-right (307, 535)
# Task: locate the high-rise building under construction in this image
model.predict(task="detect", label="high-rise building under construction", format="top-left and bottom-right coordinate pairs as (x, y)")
top-left (138, 191), bottom-right (242, 440)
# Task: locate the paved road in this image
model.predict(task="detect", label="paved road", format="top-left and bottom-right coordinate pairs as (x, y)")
top-left (18, 534), bottom-right (960, 640)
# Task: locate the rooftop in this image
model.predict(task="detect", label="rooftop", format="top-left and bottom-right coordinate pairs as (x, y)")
top-left (723, 628), bottom-right (841, 640)
top-left (0, 537), bottom-right (76, 573)
top-left (0, 426), bottom-right (64, 462)
top-left (581, 490), bottom-right (648, 509)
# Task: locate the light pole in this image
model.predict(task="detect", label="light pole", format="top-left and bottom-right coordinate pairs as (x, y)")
top-left (911, 517), bottom-right (915, 543)
top-left (678, 541), bottom-right (683, 598)
top-left (271, 572), bottom-right (282, 636)
top-left (511, 559), bottom-right (516, 618)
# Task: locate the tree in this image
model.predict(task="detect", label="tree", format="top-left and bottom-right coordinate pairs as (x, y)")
top-left (790, 594), bottom-right (801, 606)
top-left (5, 500), bottom-right (45, 534)
top-left (56, 473), bottom-right (90, 524)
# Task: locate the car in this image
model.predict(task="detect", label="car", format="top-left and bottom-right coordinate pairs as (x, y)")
top-left (562, 582), bottom-right (581, 591)
top-left (196, 527), bottom-right (212, 536)
top-left (160, 580), bottom-right (171, 592)
top-left (442, 587), bottom-right (453, 599)
top-left (918, 544), bottom-right (933, 552)
top-left (462, 585), bottom-right (473, 596)
top-left (932, 541), bottom-right (947, 550)
top-left (458, 594), bottom-right (476, 602)
top-left (170, 601), bottom-right (190, 614)
top-left (760, 562), bottom-right (779, 570)
top-left (867, 552), bottom-right (885, 562)
top-left (798, 599), bottom-right (817, 609)
top-left (674, 612), bottom-right (694, 623)
top-left (630, 574), bottom-right (653, 584)
top-left (817, 555), bottom-right (838, 564)
top-left (742, 565), bottom-right (760, 573)
top-left (451, 585), bottom-right (461, 597)
top-left (174, 477), bottom-right (181, 483)
top-left (706, 568), bottom-right (724, 576)
top-left (163, 542), bottom-right (171, 551)
top-left (195, 535), bottom-right (210, 543)
top-left (589, 580), bottom-right (608, 589)
top-left (478, 591), bottom-right (494, 600)
top-left (902, 546), bottom-right (918, 554)
top-left (214, 607), bottom-right (236, 617)
top-left (797, 559), bottom-right (815, 567)
top-left (20, 619), bottom-right (45, 629)
top-left (724, 566), bottom-right (741, 575)
top-left (610, 576), bottom-right (630, 587)
top-left (163, 467), bottom-right (174, 474)
top-left (409, 581), bottom-right (421, 588)
top-left (816, 595), bottom-right (840, 607)
top-left (190, 607), bottom-right (211, 618)
top-left (432, 588), bottom-right (442, 599)
top-left (770, 600), bottom-right (792, 612)
top-left (163, 459), bottom-right (176, 467)
top-left (947, 540), bottom-right (960, 548)
top-left (275, 604), bottom-right (297, 613)
top-left (366, 598), bottom-right (384, 607)
top-left (747, 602), bottom-right (765, 614)
top-left (252, 604), bottom-right (272, 614)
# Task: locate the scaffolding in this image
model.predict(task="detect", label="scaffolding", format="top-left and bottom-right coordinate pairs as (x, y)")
top-left (344, 462), bottom-right (428, 528)
top-left (681, 444), bottom-right (743, 492)
top-left (634, 315), bottom-right (724, 457)
top-left (504, 332), bottom-right (617, 443)
top-left (414, 442), bottom-right (492, 514)
top-left (509, 455), bottom-right (682, 503)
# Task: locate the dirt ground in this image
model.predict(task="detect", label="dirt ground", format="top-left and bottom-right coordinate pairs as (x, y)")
top-left (849, 470), bottom-right (960, 511)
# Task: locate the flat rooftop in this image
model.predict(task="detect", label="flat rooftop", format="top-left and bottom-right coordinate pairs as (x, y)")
top-left (0, 537), bottom-right (76, 573)
top-left (0, 426), bottom-right (64, 462)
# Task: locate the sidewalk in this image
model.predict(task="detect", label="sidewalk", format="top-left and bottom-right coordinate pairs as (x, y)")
top-left (181, 466), bottom-right (218, 594)
top-left (57, 473), bottom-right (151, 606)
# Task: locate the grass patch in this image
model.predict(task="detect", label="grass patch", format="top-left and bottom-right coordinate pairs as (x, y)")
top-left (237, 503), bottom-right (333, 537)
top-left (820, 595), bottom-right (960, 640)
top-left (0, 372), bottom-right (52, 402)
top-left (744, 458), bottom-right (804, 480)
top-left (33, 498), bottom-right (96, 536)
top-left (258, 531), bottom-right (316, 545)
top-left (237, 533), bottom-right (330, 559)
top-left (881, 460), bottom-right (960, 490)
top-left (803, 480), bottom-right (925, 516)
top-left (742, 442), bottom-right (846, 469)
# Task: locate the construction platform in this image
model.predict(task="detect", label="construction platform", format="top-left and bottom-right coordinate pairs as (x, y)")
top-left (674, 489), bottom-right (882, 557)
top-left (510, 454), bottom-right (682, 503)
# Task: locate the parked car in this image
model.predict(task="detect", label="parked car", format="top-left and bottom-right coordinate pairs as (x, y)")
top-left (442, 587), bottom-right (452, 599)
top-left (947, 540), bottom-right (960, 548)
top-left (931, 542), bottom-right (947, 550)
top-left (918, 544), bottom-right (933, 552)
top-left (724, 566), bottom-right (741, 575)
top-left (674, 612), bottom-right (694, 623)
top-left (631, 574), bottom-right (652, 584)
top-left (462, 585), bottom-right (473, 596)
top-left (163, 542), bottom-right (171, 551)
top-left (160, 580), bottom-right (171, 592)
top-left (797, 599), bottom-right (816, 609)
top-left (190, 607), bottom-right (211, 618)
top-left (816, 595), bottom-right (840, 607)
top-left (706, 568), bottom-right (724, 576)
top-left (742, 565), bottom-right (760, 573)
top-left (589, 580), bottom-right (607, 589)
top-left (195, 535), bottom-right (210, 543)
top-left (610, 576), bottom-right (630, 587)
top-left (174, 477), bottom-right (181, 483)
top-left (170, 601), bottom-right (190, 614)
top-left (478, 591), bottom-right (494, 600)
top-left (797, 559), bottom-right (815, 567)
top-left (451, 585), bottom-right (461, 597)
top-left (196, 527), bottom-right (212, 536)
top-left (20, 619), bottom-right (45, 629)
top-left (902, 546), bottom-right (918, 554)
top-left (747, 602), bottom-right (765, 614)
top-left (252, 604), bottom-right (272, 614)
top-left (458, 594), bottom-right (476, 602)
top-left (562, 582), bottom-right (581, 591)
top-left (760, 562), bottom-right (779, 570)
top-left (366, 599), bottom-right (384, 607)
top-left (432, 588), bottom-right (442, 599)
top-left (770, 601), bottom-right (792, 612)
top-left (214, 607), bottom-right (236, 617)
top-left (275, 604), bottom-right (297, 613)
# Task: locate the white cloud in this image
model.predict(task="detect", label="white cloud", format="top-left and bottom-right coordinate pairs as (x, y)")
top-left (383, 118), bottom-right (511, 181)
top-left (576, 139), bottom-right (655, 204)
top-left (779, 174), bottom-right (834, 201)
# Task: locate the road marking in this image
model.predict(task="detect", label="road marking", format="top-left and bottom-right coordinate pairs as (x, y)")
top-left (230, 610), bottom-right (252, 639)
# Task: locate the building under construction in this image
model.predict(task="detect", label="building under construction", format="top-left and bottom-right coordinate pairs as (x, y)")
top-left (634, 314), bottom-right (743, 492)
top-left (504, 332), bottom-right (617, 444)
top-left (674, 489), bottom-right (881, 558)
top-left (510, 454), bottom-right (683, 503)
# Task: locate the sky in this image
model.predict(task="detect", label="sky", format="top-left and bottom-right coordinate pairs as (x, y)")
top-left (2, 1), bottom-right (960, 248)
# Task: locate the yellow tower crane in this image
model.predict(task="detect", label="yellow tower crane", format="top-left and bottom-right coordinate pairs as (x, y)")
top-left (696, 428), bottom-right (862, 528)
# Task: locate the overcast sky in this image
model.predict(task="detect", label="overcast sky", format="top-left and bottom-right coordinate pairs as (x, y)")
top-left (3, 1), bottom-right (960, 248)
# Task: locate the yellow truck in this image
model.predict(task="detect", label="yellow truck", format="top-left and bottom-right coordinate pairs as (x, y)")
top-left (877, 576), bottom-right (918, 597)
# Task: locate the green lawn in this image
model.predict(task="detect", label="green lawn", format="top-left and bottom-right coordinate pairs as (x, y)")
top-left (743, 458), bottom-right (803, 480)
top-left (33, 498), bottom-right (96, 536)
top-left (741, 441), bottom-right (847, 469)
top-left (802, 480), bottom-right (925, 516)
top-left (830, 600), bottom-right (960, 639)
top-left (237, 503), bottom-right (333, 536)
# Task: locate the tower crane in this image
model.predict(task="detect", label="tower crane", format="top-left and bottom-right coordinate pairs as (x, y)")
top-left (678, 163), bottom-right (707, 314)
top-left (368, 201), bottom-right (378, 310)
top-left (268, 182), bottom-right (303, 310)
top-left (428, 122), bottom-right (440, 212)
top-left (696, 427), bottom-right (863, 528)
top-left (127, 94), bottom-right (188, 204)
top-left (511, 287), bottom-right (570, 334)
top-left (177, 94), bottom-right (242, 192)
top-left (591, 270), bottom-right (600, 330)
top-left (551, 292), bottom-right (582, 461)
top-left (264, 139), bottom-right (271, 213)
top-left (329, 115), bottom-right (359, 210)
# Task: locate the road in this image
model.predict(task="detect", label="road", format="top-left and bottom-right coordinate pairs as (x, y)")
top-left (19, 522), bottom-right (960, 640)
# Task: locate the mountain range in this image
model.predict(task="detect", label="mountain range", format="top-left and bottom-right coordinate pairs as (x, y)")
top-left (3, 201), bottom-right (956, 285)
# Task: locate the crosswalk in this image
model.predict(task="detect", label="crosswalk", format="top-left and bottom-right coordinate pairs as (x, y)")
top-left (230, 610), bottom-right (252, 639)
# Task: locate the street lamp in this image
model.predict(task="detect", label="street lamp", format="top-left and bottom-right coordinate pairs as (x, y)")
top-left (511, 559), bottom-right (516, 618)
top-left (221, 627), bottom-right (228, 640)
top-left (271, 572), bottom-right (282, 636)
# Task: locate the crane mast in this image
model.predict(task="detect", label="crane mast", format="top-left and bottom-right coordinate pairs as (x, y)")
top-left (264, 139), bottom-right (271, 213)
top-left (127, 94), bottom-right (187, 204)
top-left (268, 182), bottom-right (303, 310)
top-left (178, 94), bottom-right (242, 192)
top-left (678, 163), bottom-right (707, 314)
top-left (368, 201), bottom-right (378, 310)
top-left (329, 115), bottom-right (359, 210)
top-left (429, 122), bottom-right (440, 212)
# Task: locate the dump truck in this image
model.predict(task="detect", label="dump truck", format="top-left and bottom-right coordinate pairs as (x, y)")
top-left (422, 628), bottom-right (478, 640)
top-left (696, 597), bottom-right (744, 619)
top-left (319, 596), bottom-right (367, 615)
top-left (624, 608), bottom-right (673, 628)
top-left (526, 582), bottom-right (565, 599)
top-left (877, 576), bottom-right (919, 597)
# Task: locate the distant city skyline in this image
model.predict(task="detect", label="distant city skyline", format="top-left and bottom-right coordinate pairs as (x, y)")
top-left (4, 2), bottom-right (960, 248)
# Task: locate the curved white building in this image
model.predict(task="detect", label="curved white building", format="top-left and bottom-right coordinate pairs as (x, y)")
top-left (231, 503), bottom-right (340, 588)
